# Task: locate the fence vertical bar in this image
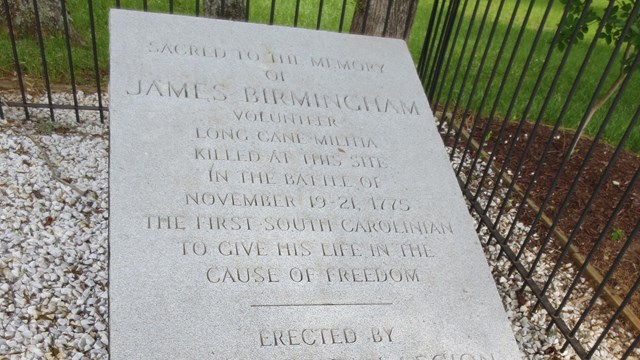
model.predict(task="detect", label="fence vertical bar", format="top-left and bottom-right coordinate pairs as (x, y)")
top-left (531, 6), bottom-right (640, 310)
top-left (441, 0), bottom-right (489, 144)
top-left (439, 0), bottom-right (480, 132)
top-left (316, 0), bottom-right (324, 30)
top-left (245, 0), bottom-right (250, 21)
top-left (269, 0), bottom-right (276, 24)
top-left (465, 185), bottom-right (591, 357)
top-left (508, 16), bottom-right (638, 268)
top-left (471, 0), bottom-right (559, 202)
top-left (221, 0), bottom-right (226, 17)
top-left (116, 0), bottom-right (121, 8)
top-left (517, 29), bottom-right (637, 256)
top-left (170, 0), bottom-right (174, 14)
top-left (454, 0), bottom-right (511, 177)
top-left (542, 0), bottom-right (640, 321)
top-left (465, 0), bottom-right (538, 195)
top-left (294, 0), bottom-right (301, 27)
top-left (2, 0), bottom-right (30, 121)
top-left (422, 0), bottom-right (450, 83)
top-left (195, 0), bottom-right (200, 17)
top-left (548, 154), bottom-right (640, 331)
top-left (535, 146), bottom-right (639, 302)
top-left (432, 0), bottom-right (466, 113)
top-left (462, 0), bottom-right (531, 191)
top-left (416, 0), bottom-right (439, 81)
top-left (481, 8), bottom-right (568, 251)
top-left (430, 0), bottom-right (462, 102)
top-left (562, 184), bottom-right (640, 347)
top-left (382, 0), bottom-right (394, 37)
top-left (493, 0), bottom-right (626, 263)
top-left (525, 48), bottom-right (640, 301)
top-left (361, 0), bottom-right (371, 34)
top-left (622, 335), bottom-right (640, 359)
top-left (143, 0), bottom-right (148, 11)
top-left (477, 0), bottom-right (566, 237)
top-left (588, 233), bottom-right (640, 357)
top-left (32, 0), bottom-right (55, 122)
top-left (88, 0), bottom-right (105, 123)
top-left (402, 0), bottom-right (418, 39)
top-left (60, 0), bottom-right (80, 123)
top-left (338, 0), bottom-right (347, 32)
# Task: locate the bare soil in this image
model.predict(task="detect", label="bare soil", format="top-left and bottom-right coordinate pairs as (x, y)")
top-left (460, 117), bottom-right (640, 320)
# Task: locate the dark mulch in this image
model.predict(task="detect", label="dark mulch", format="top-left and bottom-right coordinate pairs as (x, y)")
top-left (451, 116), bottom-right (640, 320)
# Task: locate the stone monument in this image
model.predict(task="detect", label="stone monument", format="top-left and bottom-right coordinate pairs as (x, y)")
top-left (109, 9), bottom-right (522, 359)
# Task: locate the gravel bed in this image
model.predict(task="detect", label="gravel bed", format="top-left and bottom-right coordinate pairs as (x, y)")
top-left (1, 93), bottom-right (109, 359)
top-left (0, 92), bottom-right (637, 359)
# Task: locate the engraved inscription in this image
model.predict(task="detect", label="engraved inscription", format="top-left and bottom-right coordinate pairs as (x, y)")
top-left (126, 79), bottom-right (227, 101)
top-left (110, 11), bottom-right (521, 360)
top-left (259, 328), bottom-right (358, 347)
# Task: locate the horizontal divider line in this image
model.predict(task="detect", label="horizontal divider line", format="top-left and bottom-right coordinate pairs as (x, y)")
top-left (251, 302), bottom-right (393, 308)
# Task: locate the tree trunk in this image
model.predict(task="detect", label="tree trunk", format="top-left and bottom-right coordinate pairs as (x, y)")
top-left (568, 45), bottom-right (634, 155)
top-left (568, 70), bottom-right (626, 155)
top-left (1, 0), bottom-right (84, 44)
top-left (203, 0), bottom-right (246, 21)
top-left (350, 0), bottom-right (418, 40)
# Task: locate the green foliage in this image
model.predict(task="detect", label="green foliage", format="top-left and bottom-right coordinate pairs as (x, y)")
top-left (611, 227), bottom-right (625, 241)
top-left (483, 130), bottom-right (493, 143)
top-left (557, 0), bottom-right (639, 70)
top-left (555, 0), bottom-right (639, 155)
top-left (556, 0), bottom-right (598, 51)
top-left (35, 117), bottom-right (76, 135)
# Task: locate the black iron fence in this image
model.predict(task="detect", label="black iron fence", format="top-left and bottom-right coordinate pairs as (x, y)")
top-left (1, 0), bottom-right (639, 358)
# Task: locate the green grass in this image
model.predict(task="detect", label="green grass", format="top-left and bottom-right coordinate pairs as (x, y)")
top-left (427, 0), bottom-right (640, 152)
top-left (0, 0), bottom-right (638, 151)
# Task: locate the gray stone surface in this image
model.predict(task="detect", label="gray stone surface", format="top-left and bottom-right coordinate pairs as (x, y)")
top-left (109, 9), bottom-right (522, 360)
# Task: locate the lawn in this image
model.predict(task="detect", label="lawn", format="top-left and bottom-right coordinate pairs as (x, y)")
top-left (0, 0), bottom-right (638, 151)
top-left (426, 0), bottom-right (640, 153)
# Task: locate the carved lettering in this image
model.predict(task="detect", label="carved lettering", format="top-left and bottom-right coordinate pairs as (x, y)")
top-left (325, 268), bottom-right (419, 283)
top-left (146, 216), bottom-right (186, 230)
top-left (195, 128), bottom-right (248, 141)
top-left (310, 57), bottom-right (385, 73)
top-left (242, 86), bottom-right (420, 115)
top-left (126, 80), bottom-right (226, 101)
top-left (341, 219), bottom-right (453, 235)
top-left (259, 328), bottom-right (357, 347)
top-left (206, 267), bottom-right (279, 283)
top-left (284, 173), bottom-right (353, 188)
top-left (370, 327), bottom-right (393, 343)
top-left (233, 109), bottom-right (338, 127)
top-left (196, 216), bottom-right (253, 231)
top-left (263, 217), bottom-right (333, 232)
top-left (194, 148), bottom-right (260, 162)
top-left (314, 134), bottom-right (377, 148)
top-left (185, 192), bottom-right (296, 208)
top-left (277, 242), bottom-right (312, 257)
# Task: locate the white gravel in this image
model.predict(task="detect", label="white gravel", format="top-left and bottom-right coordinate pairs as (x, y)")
top-left (0, 92), bottom-right (637, 359)
top-left (1, 92), bottom-right (109, 359)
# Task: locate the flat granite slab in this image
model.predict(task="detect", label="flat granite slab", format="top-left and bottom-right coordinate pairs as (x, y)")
top-left (108, 9), bottom-right (522, 360)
